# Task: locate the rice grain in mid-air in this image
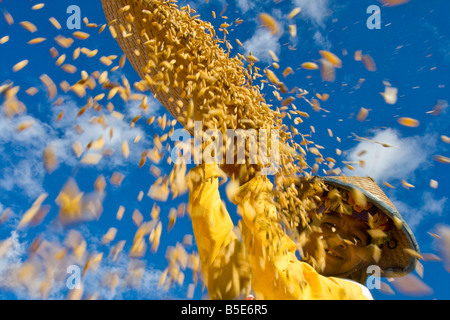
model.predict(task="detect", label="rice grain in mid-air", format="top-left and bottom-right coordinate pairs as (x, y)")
top-left (288, 7), bottom-right (301, 19)
top-left (397, 117), bottom-right (419, 128)
top-left (12, 60), bottom-right (29, 72)
top-left (28, 37), bottom-right (46, 44)
top-left (258, 13), bottom-right (279, 35)
top-left (19, 21), bottom-right (37, 33)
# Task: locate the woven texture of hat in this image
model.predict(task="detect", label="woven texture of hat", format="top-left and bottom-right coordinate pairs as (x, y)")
top-left (101, 0), bottom-right (271, 136)
top-left (327, 176), bottom-right (416, 277)
top-left (329, 176), bottom-right (398, 210)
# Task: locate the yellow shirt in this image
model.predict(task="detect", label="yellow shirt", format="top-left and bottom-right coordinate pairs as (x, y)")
top-left (188, 163), bottom-right (372, 300)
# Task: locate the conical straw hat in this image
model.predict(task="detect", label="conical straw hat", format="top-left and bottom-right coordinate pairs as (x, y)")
top-left (323, 176), bottom-right (419, 277)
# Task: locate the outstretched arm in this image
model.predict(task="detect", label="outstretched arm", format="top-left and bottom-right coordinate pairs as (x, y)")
top-left (188, 163), bottom-right (251, 299)
top-left (189, 163), bottom-right (371, 300)
top-left (233, 174), bottom-right (372, 300)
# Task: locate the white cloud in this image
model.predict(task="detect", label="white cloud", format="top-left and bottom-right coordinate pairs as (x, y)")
top-left (0, 231), bottom-right (25, 274)
top-left (0, 228), bottom-right (170, 299)
top-left (52, 98), bottom-right (152, 168)
top-left (292, 0), bottom-right (330, 27)
top-left (0, 231), bottom-right (28, 298)
top-left (0, 83), bottom-right (173, 298)
top-left (81, 253), bottom-right (166, 300)
top-left (0, 115), bottom-right (50, 198)
top-left (0, 94), bottom-right (158, 201)
top-left (342, 128), bottom-right (445, 231)
top-left (0, 159), bottom-right (46, 199)
top-left (313, 30), bottom-right (331, 49)
top-left (343, 128), bottom-right (437, 183)
top-left (292, 0), bottom-right (332, 48)
top-left (236, 0), bottom-right (256, 14)
top-left (242, 28), bottom-right (282, 63)
top-left (389, 192), bottom-right (447, 231)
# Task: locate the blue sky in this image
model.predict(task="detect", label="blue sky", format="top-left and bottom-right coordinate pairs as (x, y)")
top-left (0, 0), bottom-right (449, 300)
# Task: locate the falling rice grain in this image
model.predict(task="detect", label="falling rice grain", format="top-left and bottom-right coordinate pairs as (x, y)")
top-left (72, 141), bottom-right (83, 158)
top-left (289, 25), bottom-right (297, 37)
top-left (20, 21), bottom-right (37, 33)
top-left (430, 179), bottom-right (438, 189)
top-left (301, 62), bottom-right (319, 70)
top-left (110, 172), bottom-right (125, 186)
top-left (49, 17), bottom-right (62, 30)
top-left (433, 155), bottom-right (450, 164)
top-left (116, 206), bottom-right (125, 221)
top-left (55, 54), bottom-right (66, 66)
top-left (28, 37), bottom-right (46, 44)
top-left (380, 0), bottom-right (410, 6)
top-left (381, 86), bottom-right (398, 105)
top-left (258, 13), bottom-right (279, 35)
top-left (319, 50), bottom-right (342, 68)
top-left (356, 107), bottom-right (369, 122)
top-left (3, 11), bottom-right (14, 25)
top-left (383, 181), bottom-right (395, 189)
top-left (288, 7), bottom-right (301, 19)
top-left (121, 140), bottom-right (130, 159)
top-left (43, 145), bottom-right (58, 173)
top-left (100, 56), bottom-right (113, 66)
top-left (73, 31), bottom-right (90, 40)
top-left (16, 120), bottom-right (35, 132)
top-left (61, 64), bottom-right (77, 74)
top-left (18, 193), bottom-right (48, 229)
top-left (362, 54), bottom-right (376, 71)
top-left (54, 35), bottom-right (74, 48)
top-left (81, 153), bottom-right (103, 165)
top-left (0, 36), bottom-right (9, 44)
top-left (101, 228), bottom-right (117, 244)
top-left (25, 87), bottom-right (38, 96)
top-left (441, 135), bottom-right (450, 144)
top-left (40, 74), bottom-right (57, 99)
top-left (401, 180), bottom-right (415, 189)
top-left (31, 3), bottom-right (45, 10)
top-left (397, 117), bottom-right (419, 128)
top-left (12, 60), bottom-right (29, 72)
top-left (391, 274), bottom-right (432, 296)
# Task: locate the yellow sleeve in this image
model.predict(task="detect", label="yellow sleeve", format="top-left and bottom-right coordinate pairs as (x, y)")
top-left (188, 163), bottom-right (251, 300)
top-left (234, 175), bottom-right (371, 300)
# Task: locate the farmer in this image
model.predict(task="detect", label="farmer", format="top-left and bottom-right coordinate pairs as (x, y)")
top-left (100, 0), bottom-right (419, 300)
top-left (187, 162), bottom-right (419, 300)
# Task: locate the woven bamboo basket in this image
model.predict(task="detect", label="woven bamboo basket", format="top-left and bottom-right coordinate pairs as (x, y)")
top-left (101, 0), bottom-right (299, 182)
top-left (102, 0), bottom-right (270, 133)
